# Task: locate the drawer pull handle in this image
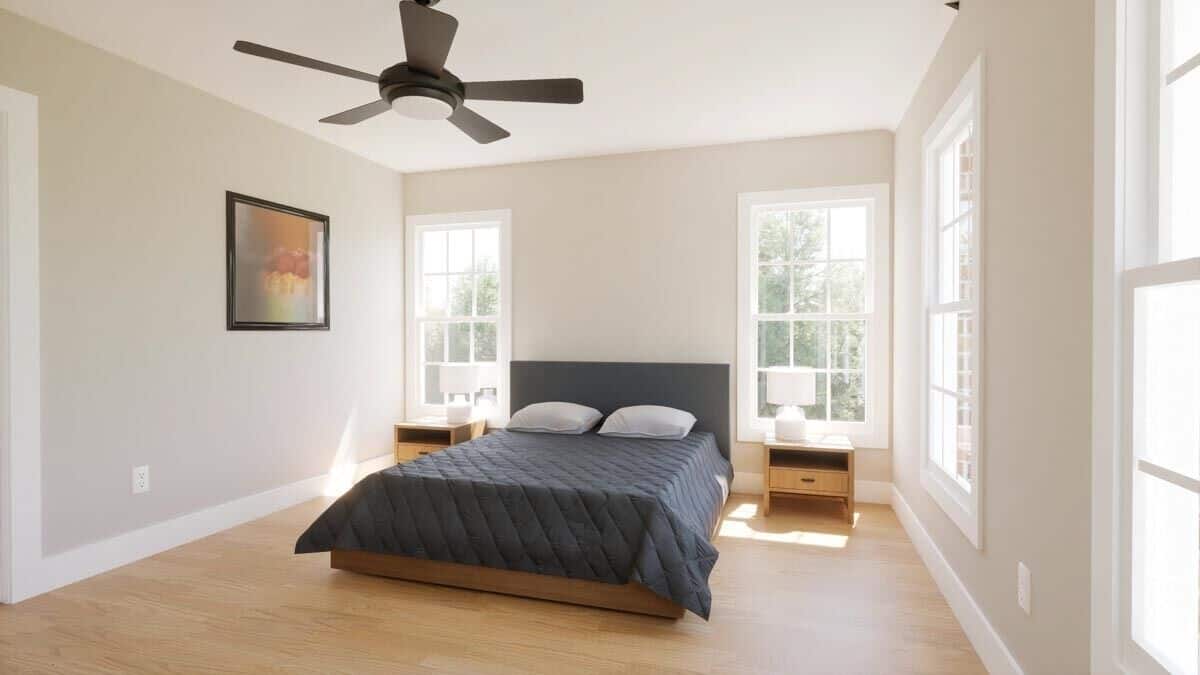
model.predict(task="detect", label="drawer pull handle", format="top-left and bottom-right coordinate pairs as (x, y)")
top-left (800, 478), bottom-right (816, 483)
top-left (418, 451), bottom-right (430, 456)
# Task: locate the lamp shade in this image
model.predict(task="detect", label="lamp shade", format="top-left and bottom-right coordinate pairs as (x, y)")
top-left (476, 364), bottom-right (499, 389)
top-left (439, 364), bottom-right (479, 395)
top-left (766, 368), bottom-right (817, 406)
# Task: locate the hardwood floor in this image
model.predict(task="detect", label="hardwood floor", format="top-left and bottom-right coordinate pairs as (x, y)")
top-left (0, 494), bottom-right (984, 674)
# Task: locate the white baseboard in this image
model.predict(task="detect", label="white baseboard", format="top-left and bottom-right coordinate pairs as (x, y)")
top-left (891, 487), bottom-right (1024, 675)
top-left (854, 480), bottom-right (893, 504)
top-left (20, 453), bottom-right (393, 602)
top-left (731, 471), bottom-right (765, 495)
top-left (732, 472), bottom-right (893, 505)
top-left (354, 453), bottom-right (395, 477)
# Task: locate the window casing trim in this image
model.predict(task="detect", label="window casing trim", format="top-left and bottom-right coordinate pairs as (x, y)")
top-left (405, 209), bottom-right (512, 426)
top-left (920, 54), bottom-right (985, 550)
top-left (736, 183), bottom-right (891, 449)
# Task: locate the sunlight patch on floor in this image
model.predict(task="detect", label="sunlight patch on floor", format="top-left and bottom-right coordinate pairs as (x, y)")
top-left (717, 520), bottom-right (849, 548)
top-left (725, 502), bottom-right (760, 520)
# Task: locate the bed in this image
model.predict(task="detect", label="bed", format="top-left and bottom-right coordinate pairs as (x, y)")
top-left (296, 361), bottom-right (733, 619)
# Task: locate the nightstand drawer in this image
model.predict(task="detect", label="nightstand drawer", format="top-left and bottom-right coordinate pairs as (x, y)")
top-left (395, 443), bottom-right (446, 462)
top-left (769, 467), bottom-right (849, 495)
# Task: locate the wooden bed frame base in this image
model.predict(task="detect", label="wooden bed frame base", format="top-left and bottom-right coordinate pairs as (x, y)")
top-left (331, 549), bottom-right (686, 619)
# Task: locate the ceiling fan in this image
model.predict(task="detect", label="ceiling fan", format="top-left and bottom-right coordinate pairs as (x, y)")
top-left (233, 0), bottom-right (584, 144)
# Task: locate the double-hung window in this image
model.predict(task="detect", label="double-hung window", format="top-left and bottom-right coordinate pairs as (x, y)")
top-left (1116, 2), bottom-right (1199, 673)
top-left (405, 210), bottom-right (512, 426)
top-left (921, 56), bottom-right (983, 548)
top-left (737, 184), bottom-right (891, 448)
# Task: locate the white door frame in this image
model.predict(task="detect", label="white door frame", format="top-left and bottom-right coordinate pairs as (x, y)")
top-left (0, 83), bottom-right (41, 604)
top-left (1092, 0), bottom-right (1121, 669)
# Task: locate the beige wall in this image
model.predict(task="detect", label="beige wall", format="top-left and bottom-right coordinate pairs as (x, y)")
top-left (405, 133), bottom-right (894, 482)
top-left (893, 1), bottom-right (1093, 673)
top-left (0, 10), bottom-right (405, 555)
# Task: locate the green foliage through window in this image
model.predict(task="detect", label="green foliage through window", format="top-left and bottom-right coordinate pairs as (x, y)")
top-left (754, 205), bottom-right (869, 423)
top-left (419, 226), bottom-right (502, 406)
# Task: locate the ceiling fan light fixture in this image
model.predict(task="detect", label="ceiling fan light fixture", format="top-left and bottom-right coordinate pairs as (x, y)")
top-left (391, 91), bottom-right (455, 120)
top-left (234, 0), bottom-right (584, 143)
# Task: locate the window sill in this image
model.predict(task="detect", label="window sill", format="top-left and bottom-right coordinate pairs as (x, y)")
top-left (409, 403), bottom-right (508, 429)
top-left (920, 465), bottom-right (981, 549)
top-left (739, 418), bottom-right (886, 449)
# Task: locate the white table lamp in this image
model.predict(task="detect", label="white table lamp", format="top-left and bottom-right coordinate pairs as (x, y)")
top-left (475, 364), bottom-right (499, 414)
top-left (439, 364), bottom-right (479, 423)
top-left (766, 367), bottom-right (817, 441)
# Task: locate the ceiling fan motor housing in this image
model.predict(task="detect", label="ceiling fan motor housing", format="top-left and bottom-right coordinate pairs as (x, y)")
top-left (379, 63), bottom-right (463, 119)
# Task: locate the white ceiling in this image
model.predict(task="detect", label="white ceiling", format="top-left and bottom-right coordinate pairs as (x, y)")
top-left (0, 1), bottom-right (954, 173)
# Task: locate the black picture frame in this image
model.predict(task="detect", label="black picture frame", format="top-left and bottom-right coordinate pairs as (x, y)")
top-left (226, 191), bottom-right (331, 331)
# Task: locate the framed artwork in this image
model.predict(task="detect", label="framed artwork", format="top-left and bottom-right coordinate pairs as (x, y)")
top-left (226, 192), bottom-right (330, 330)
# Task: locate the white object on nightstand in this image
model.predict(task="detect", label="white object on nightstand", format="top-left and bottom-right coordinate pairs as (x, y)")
top-left (440, 364), bottom-right (478, 424)
top-left (766, 367), bottom-right (817, 441)
top-left (475, 363), bottom-right (499, 416)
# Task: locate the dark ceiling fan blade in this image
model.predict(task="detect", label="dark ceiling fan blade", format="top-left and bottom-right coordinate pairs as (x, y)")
top-left (462, 79), bottom-right (584, 104)
top-left (448, 106), bottom-right (510, 144)
top-left (233, 41), bottom-right (378, 83)
top-left (319, 99), bottom-right (392, 125)
top-left (398, 1), bottom-right (459, 76)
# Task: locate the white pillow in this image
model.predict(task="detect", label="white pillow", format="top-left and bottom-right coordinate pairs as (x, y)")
top-left (507, 402), bottom-right (603, 435)
top-left (597, 405), bottom-right (697, 440)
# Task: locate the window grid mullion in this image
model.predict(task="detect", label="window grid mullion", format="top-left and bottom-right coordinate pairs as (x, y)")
top-left (787, 213), bottom-right (795, 318)
top-left (440, 234), bottom-right (451, 406)
top-left (419, 314), bottom-right (497, 322)
top-left (757, 367), bottom-right (864, 374)
top-left (940, 206), bottom-right (977, 232)
top-left (824, 206), bottom-right (833, 422)
top-left (824, 209), bottom-right (832, 318)
top-left (825, 355), bottom-right (833, 422)
top-left (754, 312), bottom-right (869, 321)
top-left (471, 229), bottom-right (478, 318)
top-left (823, 206), bottom-right (832, 423)
top-left (469, 229), bottom-right (477, 368)
top-left (787, 215), bottom-right (796, 366)
top-left (1136, 459), bottom-right (1200, 494)
top-left (930, 384), bottom-right (970, 401)
top-left (928, 300), bottom-right (975, 315)
top-left (1164, 49), bottom-right (1200, 86)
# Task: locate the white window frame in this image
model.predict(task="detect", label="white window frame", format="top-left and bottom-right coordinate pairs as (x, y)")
top-left (1098, 1), bottom-right (1200, 673)
top-left (1120, 259), bottom-right (1200, 675)
top-left (405, 210), bottom-right (512, 426)
top-left (736, 183), bottom-right (891, 449)
top-left (0, 84), bottom-right (41, 604)
top-left (920, 55), bottom-right (985, 549)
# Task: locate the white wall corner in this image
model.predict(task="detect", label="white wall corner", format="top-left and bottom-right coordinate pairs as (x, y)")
top-left (731, 471), bottom-right (765, 495)
top-left (892, 487), bottom-right (1025, 675)
top-left (855, 480), bottom-right (893, 505)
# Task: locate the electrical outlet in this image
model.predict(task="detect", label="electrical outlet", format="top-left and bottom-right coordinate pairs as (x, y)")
top-left (132, 465), bottom-right (150, 494)
top-left (1017, 561), bottom-right (1031, 615)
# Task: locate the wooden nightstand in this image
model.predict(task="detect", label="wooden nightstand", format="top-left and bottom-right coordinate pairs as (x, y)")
top-left (394, 418), bottom-right (486, 464)
top-left (762, 435), bottom-right (855, 522)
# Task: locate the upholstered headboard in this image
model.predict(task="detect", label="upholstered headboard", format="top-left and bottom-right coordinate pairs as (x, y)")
top-left (509, 361), bottom-right (731, 459)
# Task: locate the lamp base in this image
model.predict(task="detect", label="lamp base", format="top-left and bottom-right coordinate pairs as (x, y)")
top-left (774, 407), bottom-right (808, 442)
top-left (445, 395), bottom-right (472, 424)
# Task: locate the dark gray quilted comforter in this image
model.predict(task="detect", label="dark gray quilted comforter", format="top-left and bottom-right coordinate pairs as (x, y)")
top-left (296, 430), bottom-right (733, 619)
